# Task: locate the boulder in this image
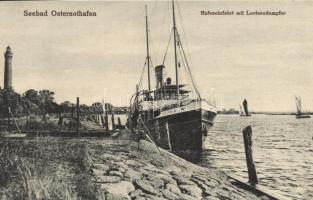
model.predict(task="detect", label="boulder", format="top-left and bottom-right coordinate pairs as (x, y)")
top-left (166, 183), bottom-right (181, 194)
top-left (108, 170), bottom-right (123, 177)
top-left (96, 175), bottom-right (121, 183)
top-left (179, 184), bottom-right (202, 198)
top-left (124, 169), bottom-right (142, 181)
top-left (134, 180), bottom-right (160, 195)
top-left (162, 189), bottom-right (180, 200)
top-left (130, 189), bottom-right (142, 198)
top-left (101, 181), bottom-right (135, 200)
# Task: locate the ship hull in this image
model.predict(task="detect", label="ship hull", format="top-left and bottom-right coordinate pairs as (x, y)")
top-left (296, 115), bottom-right (311, 119)
top-left (146, 109), bottom-right (216, 162)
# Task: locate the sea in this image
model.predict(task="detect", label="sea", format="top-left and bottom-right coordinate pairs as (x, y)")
top-left (200, 114), bottom-right (313, 200)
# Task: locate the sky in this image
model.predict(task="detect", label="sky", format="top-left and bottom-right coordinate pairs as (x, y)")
top-left (0, 1), bottom-right (312, 112)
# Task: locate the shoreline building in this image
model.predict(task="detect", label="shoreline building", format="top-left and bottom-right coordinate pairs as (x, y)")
top-left (4, 46), bottom-right (13, 90)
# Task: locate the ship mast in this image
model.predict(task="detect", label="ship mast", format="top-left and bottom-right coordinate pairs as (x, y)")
top-left (145, 5), bottom-right (151, 91)
top-left (172, 0), bottom-right (179, 98)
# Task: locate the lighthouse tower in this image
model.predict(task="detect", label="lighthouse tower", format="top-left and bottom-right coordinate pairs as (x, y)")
top-left (4, 46), bottom-right (13, 90)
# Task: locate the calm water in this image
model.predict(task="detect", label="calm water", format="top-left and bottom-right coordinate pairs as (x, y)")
top-left (200, 114), bottom-right (313, 200)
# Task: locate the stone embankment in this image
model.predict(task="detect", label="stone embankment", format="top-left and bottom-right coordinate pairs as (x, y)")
top-left (0, 134), bottom-right (267, 200)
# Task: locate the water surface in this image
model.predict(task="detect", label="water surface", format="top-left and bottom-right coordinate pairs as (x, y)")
top-left (201, 114), bottom-right (313, 200)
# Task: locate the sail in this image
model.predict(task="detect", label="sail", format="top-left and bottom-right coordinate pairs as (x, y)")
top-left (295, 96), bottom-right (302, 115)
top-left (239, 105), bottom-right (244, 115)
top-left (243, 99), bottom-right (249, 116)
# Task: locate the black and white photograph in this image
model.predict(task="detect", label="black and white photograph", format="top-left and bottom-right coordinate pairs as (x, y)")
top-left (0, 1), bottom-right (311, 199)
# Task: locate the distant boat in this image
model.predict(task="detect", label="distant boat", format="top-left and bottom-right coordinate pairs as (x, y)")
top-left (295, 96), bottom-right (310, 119)
top-left (242, 99), bottom-right (251, 117)
top-left (239, 105), bottom-right (245, 116)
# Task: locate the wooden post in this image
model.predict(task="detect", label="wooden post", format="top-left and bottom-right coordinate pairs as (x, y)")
top-left (117, 117), bottom-right (121, 129)
top-left (99, 114), bottom-right (103, 127)
top-left (104, 104), bottom-right (109, 131)
top-left (70, 104), bottom-right (74, 128)
top-left (101, 115), bottom-right (105, 128)
top-left (243, 126), bottom-right (258, 185)
top-left (165, 121), bottom-right (172, 151)
top-left (71, 104), bottom-right (74, 118)
top-left (76, 97), bottom-right (80, 136)
top-left (58, 117), bottom-right (63, 126)
top-left (111, 106), bottom-right (115, 131)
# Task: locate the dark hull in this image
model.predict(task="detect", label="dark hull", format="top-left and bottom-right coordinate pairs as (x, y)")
top-left (296, 115), bottom-right (311, 119)
top-left (145, 109), bottom-right (216, 162)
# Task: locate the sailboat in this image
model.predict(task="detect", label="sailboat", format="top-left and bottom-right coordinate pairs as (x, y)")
top-left (127, 2), bottom-right (217, 161)
top-left (295, 96), bottom-right (310, 119)
top-left (239, 105), bottom-right (245, 116)
top-left (242, 99), bottom-right (251, 117)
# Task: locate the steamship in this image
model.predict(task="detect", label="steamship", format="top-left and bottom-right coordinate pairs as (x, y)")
top-left (128, 1), bottom-right (217, 161)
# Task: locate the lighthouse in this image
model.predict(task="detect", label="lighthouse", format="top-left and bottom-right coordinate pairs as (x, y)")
top-left (4, 46), bottom-right (13, 90)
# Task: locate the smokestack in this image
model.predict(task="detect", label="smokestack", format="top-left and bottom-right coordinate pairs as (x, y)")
top-left (4, 46), bottom-right (13, 90)
top-left (155, 65), bottom-right (165, 89)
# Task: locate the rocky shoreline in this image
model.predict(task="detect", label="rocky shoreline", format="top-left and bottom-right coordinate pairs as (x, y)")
top-left (0, 135), bottom-right (267, 199)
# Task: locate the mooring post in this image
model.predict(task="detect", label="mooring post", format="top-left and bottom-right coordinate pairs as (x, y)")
top-left (101, 115), bottom-right (105, 128)
top-left (70, 104), bottom-right (74, 128)
top-left (99, 115), bottom-right (102, 126)
top-left (71, 104), bottom-right (74, 118)
top-left (165, 121), bottom-right (172, 151)
top-left (58, 116), bottom-right (63, 126)
top-left (76, 97), bottom-right (80, 136)
top-left (104, 104), bottom-right (109, 131)
top-left (117, 117), bottom-right (121, 129)
top-left (243, 126), bottom-right (258, 185)
top-left (111, 106), bottom-right (115, 131)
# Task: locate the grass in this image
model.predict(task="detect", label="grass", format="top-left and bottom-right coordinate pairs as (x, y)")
top-left (0, 137), bottom-right (101, 200)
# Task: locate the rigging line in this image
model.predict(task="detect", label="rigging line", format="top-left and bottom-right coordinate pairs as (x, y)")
top-left (180, 54), bottom-right (197, 98)
top-left (162, 28), bottom-right (174, 65)
top-left (177, 33), bottom-right (201, 99)
top-left (150, 58), bottom-right (153, 70)
top-left (175, 2), bottom-right (201, 99)
top-left (178, 44), bottom-right (197, 97)
top-left (138, 115), bottom-right (161, 154)
top-left (179, 38), bottom-right (198, 97)
top-left (138, 61), bottom-right (147, 90)
top-left (176, 1), bottom-right (193, 65)
top-left (181, 58), bottom-right (198, 99)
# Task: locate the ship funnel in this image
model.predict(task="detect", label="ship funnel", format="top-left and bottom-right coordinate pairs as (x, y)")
top-left (155, 65), bottom-right (165, 89)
